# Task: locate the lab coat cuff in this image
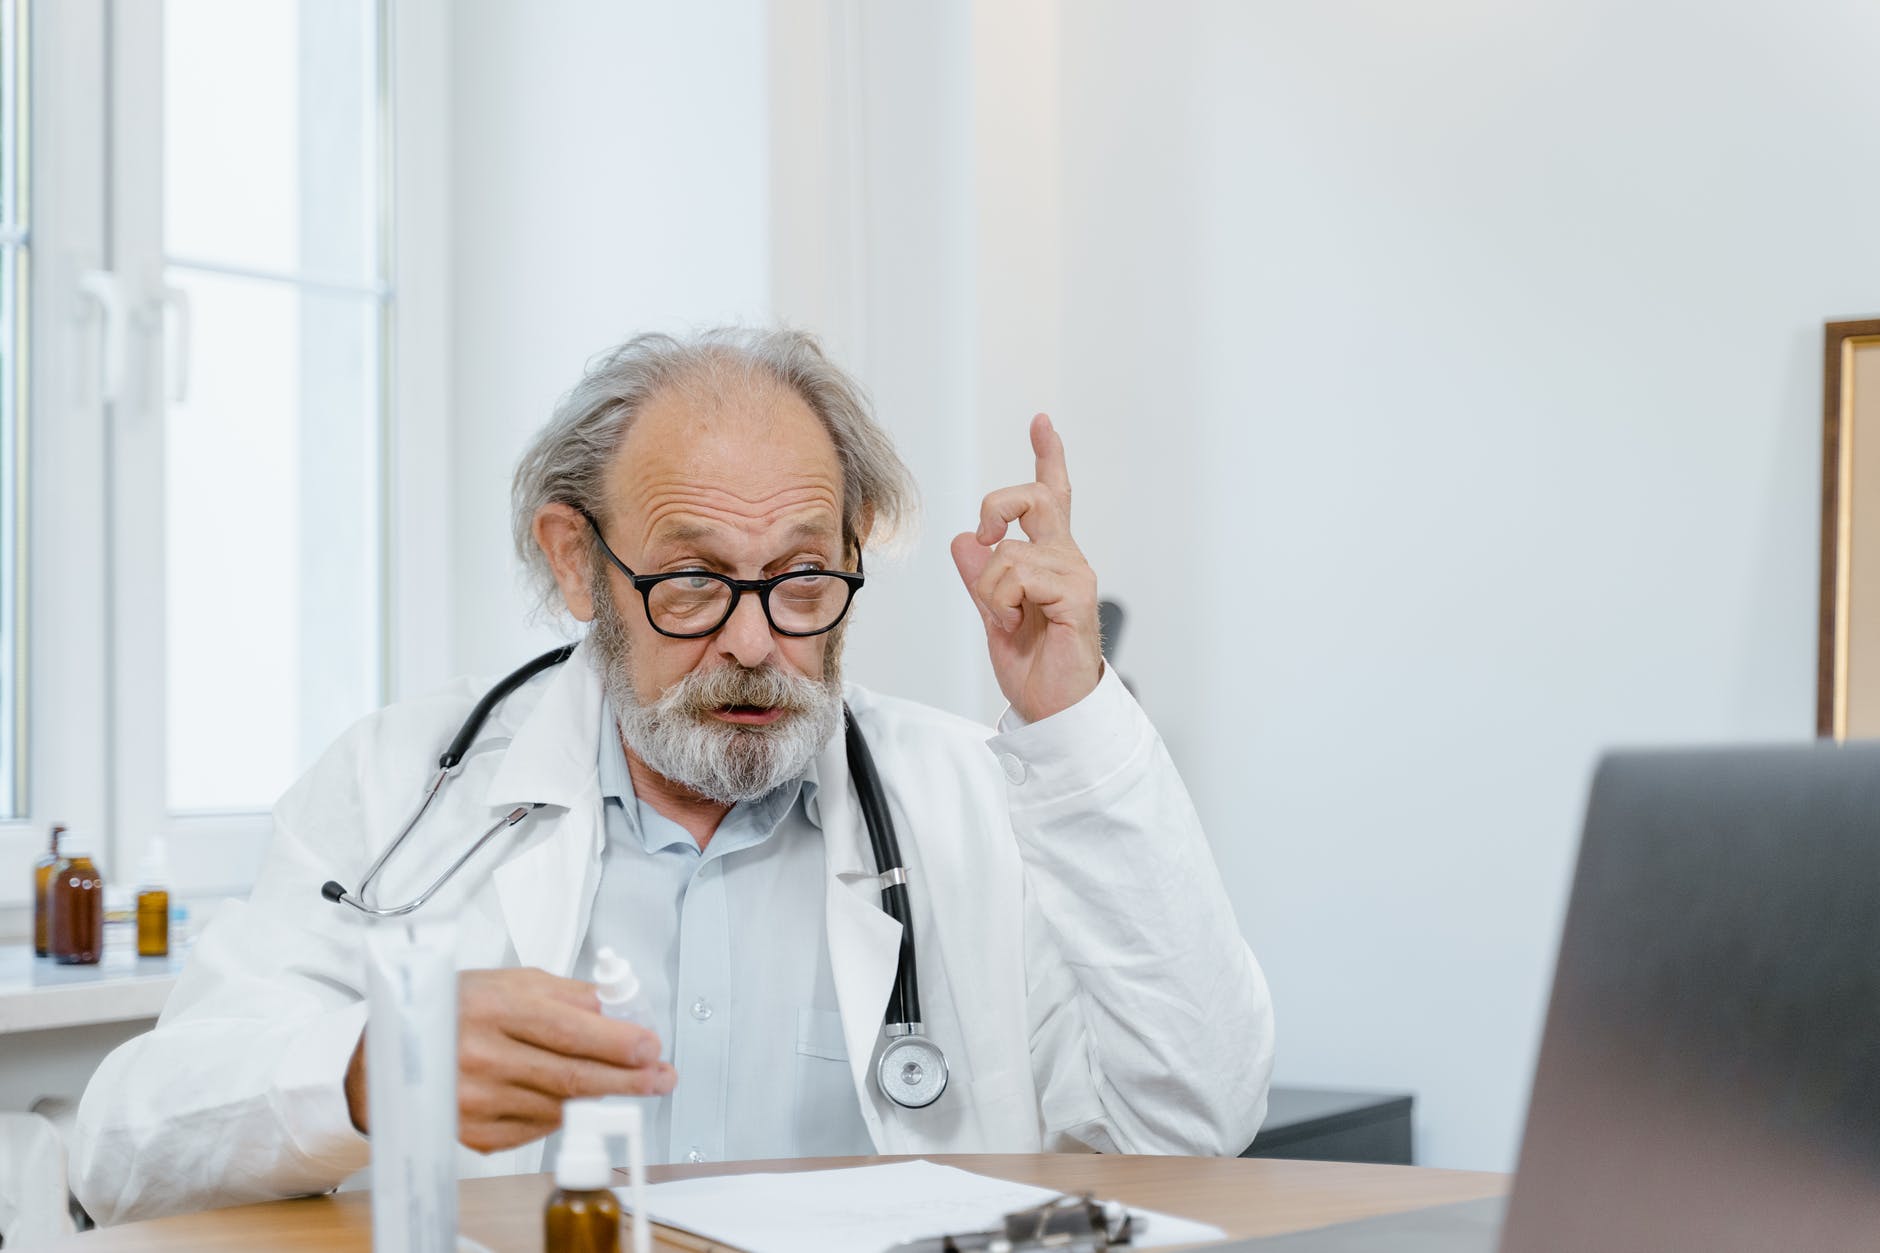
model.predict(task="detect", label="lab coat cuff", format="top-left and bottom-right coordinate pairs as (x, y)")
top-left (271, 1000), bottom-right (372, 1170)
top-left (986, 665), bottom-right (1149, 805)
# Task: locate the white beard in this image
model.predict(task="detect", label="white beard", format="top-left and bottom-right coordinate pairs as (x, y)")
top-left (587, 569), bottom-right (844, 805)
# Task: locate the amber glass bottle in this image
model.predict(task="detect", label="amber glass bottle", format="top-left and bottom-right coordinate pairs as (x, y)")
top-left (543, 1188), bottom-right (621, 1253)
top-left (47, 854), bottom-right (105, 965)
top-left (135, 834), bottom-right (171, 957)
top-left (136, 889), bottom-right (170, 957)
top-left (31, 824), bottom-right (67, 956)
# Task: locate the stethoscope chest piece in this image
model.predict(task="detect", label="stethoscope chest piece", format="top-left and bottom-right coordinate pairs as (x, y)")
top-left (877, 1028), bottom-right (949, 1109)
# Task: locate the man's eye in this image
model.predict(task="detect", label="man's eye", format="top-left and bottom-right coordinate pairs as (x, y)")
top-left (675, 573), bottom-right (717, 591)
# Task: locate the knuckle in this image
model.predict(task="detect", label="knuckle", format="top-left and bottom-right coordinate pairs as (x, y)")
top-left (459, 1035), bottom-right (495, 1075)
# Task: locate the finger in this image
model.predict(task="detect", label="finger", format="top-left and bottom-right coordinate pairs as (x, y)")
top-left (497, 997), bottom-right (663, 1068)
top-left (951, 533), bottom-right (999, 630)
top-left (971, 541), bottom-right (1031, 631)
top-left (460, 1071), bottom-right (564, 1126)
top-left (481, 1032), bottom-right (675, 1102)
top-left (983, 554), bottom-right (1087, 628)
top-left (1031, 413), bottom-right (1071, 496)
top-left (976, 484), bottom-right (1068, 546)
top-left (462, 1114), bottom-right (561, 1155)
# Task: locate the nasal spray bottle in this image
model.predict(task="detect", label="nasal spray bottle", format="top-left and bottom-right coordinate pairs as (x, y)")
top-left (546, 1099), bottom-right (651, 1253)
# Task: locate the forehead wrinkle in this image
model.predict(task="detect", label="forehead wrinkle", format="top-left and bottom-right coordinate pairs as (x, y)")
top-left (635, 483), bottom-right (842, 554)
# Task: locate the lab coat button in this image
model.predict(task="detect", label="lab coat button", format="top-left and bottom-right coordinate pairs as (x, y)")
top-left (690, 997), bottom-right (714, 1022)
top-left (998, 753), bottom-right (1027, 785)
top-left (687, 1148), bottom-right (707, 1163)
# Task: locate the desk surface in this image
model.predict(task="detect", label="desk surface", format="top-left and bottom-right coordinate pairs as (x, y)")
top-left (55, 1153), bottom-right (1508, 1251)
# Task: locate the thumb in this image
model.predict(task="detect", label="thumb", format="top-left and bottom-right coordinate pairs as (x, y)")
top-left (950, 532), bottom-right (997, 625)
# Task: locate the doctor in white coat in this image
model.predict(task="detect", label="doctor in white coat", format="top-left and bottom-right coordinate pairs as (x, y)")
top-left (71, 328), bottom-right (1274, 1225)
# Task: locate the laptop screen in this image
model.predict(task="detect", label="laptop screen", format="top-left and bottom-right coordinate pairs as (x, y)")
top-left (1500, 743), bottom-right (1880, 1251)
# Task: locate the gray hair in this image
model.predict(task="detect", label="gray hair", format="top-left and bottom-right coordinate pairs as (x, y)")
top-left (511, 327), bottom-right (918, 616)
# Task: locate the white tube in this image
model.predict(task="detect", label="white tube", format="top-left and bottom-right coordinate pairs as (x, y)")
top-left (623, 1100), bottom-right (650, 1253)
top-left (365, 917), bottom-right (459, 1253)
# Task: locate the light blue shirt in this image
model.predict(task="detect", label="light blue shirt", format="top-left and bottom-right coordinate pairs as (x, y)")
top-left (571, 699), bottom-right (874, 1165)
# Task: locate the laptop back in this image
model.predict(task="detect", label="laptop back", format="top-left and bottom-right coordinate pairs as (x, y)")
top-left (1499, 743), bottom-right (1880, 1251)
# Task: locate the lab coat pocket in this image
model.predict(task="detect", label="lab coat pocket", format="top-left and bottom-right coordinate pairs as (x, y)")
top-left (792, 1008), bottom-right (870, 1155)
top-left (795, 1008), bottom-right (849, 1061)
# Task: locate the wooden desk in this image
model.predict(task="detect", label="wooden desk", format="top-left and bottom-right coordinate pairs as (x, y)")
top-left (53, 1153), bottom-right (1508, 1251)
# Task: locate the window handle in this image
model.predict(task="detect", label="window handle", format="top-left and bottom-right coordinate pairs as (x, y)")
top-left (78, 269), bottom-right (127, 404)
top-left (162, 284), bottom-right (192, 404)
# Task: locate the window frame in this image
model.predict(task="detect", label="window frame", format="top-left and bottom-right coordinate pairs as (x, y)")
top-left (0, 0), bottom-right (454, 916)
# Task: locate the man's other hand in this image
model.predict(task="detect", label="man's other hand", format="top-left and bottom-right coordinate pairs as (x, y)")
top-left (951, 413), bottom-right (1105, 723)
top-left (343, 967), bottom-right (677, 1153)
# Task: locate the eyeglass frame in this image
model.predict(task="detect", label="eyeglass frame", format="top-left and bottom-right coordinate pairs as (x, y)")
top-left (579, 508), bottom-right (866, 640)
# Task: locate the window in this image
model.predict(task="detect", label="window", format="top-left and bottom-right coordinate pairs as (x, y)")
top-left (157, 0), bottom-right (388, 814)
top-left (0, 0), bottom-right (25, 821)
top-left (3, 0), bottom-right (442, 904)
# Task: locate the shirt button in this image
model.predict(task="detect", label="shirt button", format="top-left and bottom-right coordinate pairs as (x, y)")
top-left (690, 997), bottom-right (714, 1022)
top-left (686, 1147), bottom-right (707, 1163)
top-left (999, 752), bottom-right (1027, 784)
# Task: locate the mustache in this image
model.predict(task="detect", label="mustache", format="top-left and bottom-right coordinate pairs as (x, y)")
top-left (661, 662), bottom-right (824, 719)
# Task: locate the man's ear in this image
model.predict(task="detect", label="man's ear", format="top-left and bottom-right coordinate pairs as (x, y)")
top-left (534, 503), bottom-right (597, 622)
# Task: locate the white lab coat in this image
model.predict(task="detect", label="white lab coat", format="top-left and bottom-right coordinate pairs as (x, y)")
top-left (70, 641), bottom-right (1273, 1225)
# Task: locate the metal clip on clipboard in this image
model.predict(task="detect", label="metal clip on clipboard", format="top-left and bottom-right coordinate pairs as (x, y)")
top-left (884, 1192), bottom-right (1137, 1253)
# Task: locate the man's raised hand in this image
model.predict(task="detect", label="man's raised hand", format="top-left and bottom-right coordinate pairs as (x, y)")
top-left (950, 414), bottom-right (1105, 724)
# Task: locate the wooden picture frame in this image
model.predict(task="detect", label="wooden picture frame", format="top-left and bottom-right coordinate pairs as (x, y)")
top-left (1817, 317), bottom-right (1880, 738)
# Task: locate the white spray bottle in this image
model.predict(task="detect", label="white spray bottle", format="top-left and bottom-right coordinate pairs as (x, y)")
top-left (545, 1098), bottom-right (651, 1253)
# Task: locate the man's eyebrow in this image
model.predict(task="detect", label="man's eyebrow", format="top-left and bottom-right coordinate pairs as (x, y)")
top-left (647, 518), bottom-right (840, 548)
top-left (648, 520), bottom-right (719, 547)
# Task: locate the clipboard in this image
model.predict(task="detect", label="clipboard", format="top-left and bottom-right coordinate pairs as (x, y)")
top-left (641, 1193), bottom-right (1136, 1253)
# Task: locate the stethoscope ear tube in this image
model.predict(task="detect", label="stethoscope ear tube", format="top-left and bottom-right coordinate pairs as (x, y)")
top-left (439, 644), bottom-right (575, 769)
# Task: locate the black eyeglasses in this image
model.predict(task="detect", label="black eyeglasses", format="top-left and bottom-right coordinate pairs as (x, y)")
top-left (582, 511), bottom-right (865, 640)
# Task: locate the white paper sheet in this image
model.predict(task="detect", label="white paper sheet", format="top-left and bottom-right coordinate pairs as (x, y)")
top-left (616, 1158), bottom-right (1227, 1253)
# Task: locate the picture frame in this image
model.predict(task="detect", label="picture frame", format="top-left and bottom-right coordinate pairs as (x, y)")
top-left (1816, 317), bottom-right (1880, 738)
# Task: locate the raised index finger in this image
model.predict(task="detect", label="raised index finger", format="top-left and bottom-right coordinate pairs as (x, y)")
top-left (1032, 413), bottom-right (1071, 495)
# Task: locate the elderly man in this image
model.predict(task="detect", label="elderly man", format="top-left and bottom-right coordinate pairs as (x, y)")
top-left (71, 328), bottom-right (1273, 1224)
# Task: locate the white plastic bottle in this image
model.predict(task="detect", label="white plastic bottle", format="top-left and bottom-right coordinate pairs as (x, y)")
top-left (592, 946), bottom-right (657, 1032)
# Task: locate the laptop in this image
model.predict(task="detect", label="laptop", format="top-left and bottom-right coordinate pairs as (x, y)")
top-left (1224, 742), bottom-right (1880, 1251)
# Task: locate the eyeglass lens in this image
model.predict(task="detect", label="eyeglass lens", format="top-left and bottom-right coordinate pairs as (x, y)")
top-left (647, 572), bottom-right (851, 636)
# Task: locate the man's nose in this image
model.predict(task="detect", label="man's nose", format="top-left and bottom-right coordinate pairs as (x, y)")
top-left (715, 590), bottom-right (776, 667)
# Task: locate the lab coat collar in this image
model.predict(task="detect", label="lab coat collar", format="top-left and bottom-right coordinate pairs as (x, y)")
top-left (486, 638), bottom-right (605, 976)
top-left (481, 638), bottom-right (603, 812)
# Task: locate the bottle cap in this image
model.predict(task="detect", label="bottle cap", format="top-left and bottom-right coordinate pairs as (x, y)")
top-left (554, 1130), bottom-right (614, 1191)
top-left (593, 946), bottom-right (642, 1007)
top-left (555, 1098), bottom-right (645, 1191)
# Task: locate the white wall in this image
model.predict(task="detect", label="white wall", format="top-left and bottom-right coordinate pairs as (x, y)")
top-left (442, 0), bottom-right (1880, 1172)
top-left (1050, 0), bottom-right (1880, 1169)
top-left (448, 0), bottom-right (773, 677)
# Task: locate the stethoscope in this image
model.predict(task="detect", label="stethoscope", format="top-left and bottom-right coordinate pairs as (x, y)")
top-left (320, 645), bottom-right (950, 1110)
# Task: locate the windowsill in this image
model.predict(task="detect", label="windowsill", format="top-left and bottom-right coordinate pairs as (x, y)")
top-left (0, 930), bottom-right (190, 1034)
